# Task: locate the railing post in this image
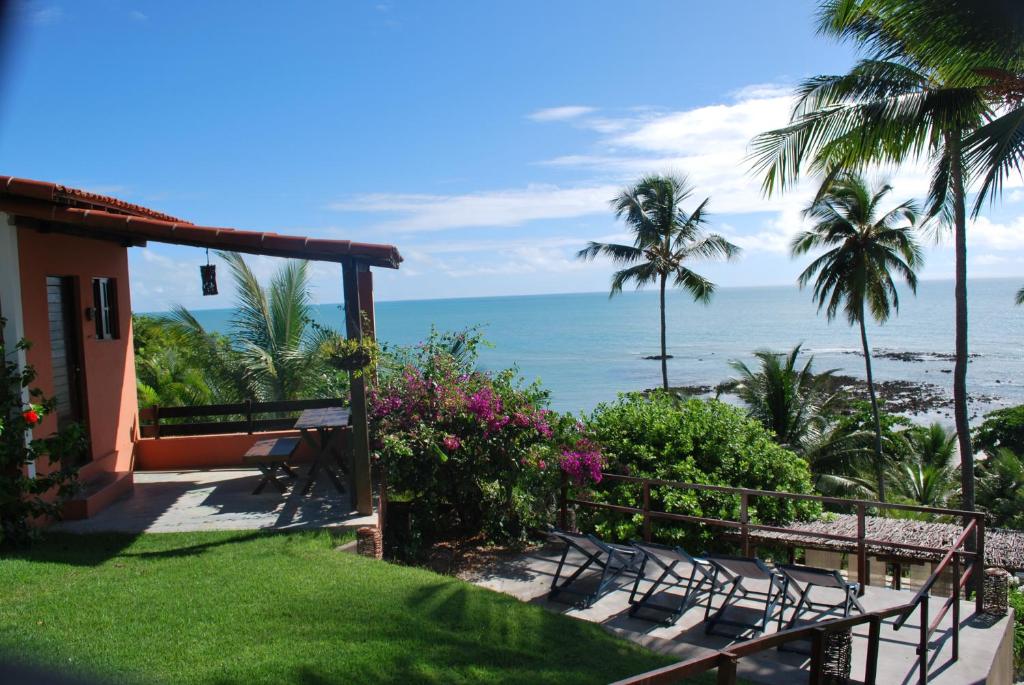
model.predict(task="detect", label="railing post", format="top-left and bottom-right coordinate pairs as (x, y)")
top-left (716, 652), bottom-right (738, 685)
top-left (974, 515), bottom-right (985, 615)
top-left (857, 503), bottom-right (867, 593)
top-left (642, 480), bottom-right (652, 542)
top-left (952, 553), bottom-right (961, 661)
top-left (559, 470), bottom-right (568, 531)
top-left (153, 404), bottom-right (161, 440)
top-left (918, 595), bottom-right (929, 685)
top-left (808, 627), bottom-right (826, 685)
top-left (740, 492), bottom-right (750, 557)
top-left (865, 614), bottom-right (882, 685)
top-left (245, 398), bottom-right (254, 434)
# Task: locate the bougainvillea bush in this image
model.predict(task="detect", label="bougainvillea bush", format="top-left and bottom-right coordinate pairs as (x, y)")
top-left (1, 327), bottom-right (85, 548)
top-left (371, 329), bottom-right (594, 556)
top-left (574, 392), bottom-right (821, 552)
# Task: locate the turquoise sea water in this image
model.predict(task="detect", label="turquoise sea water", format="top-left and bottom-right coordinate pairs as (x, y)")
top-left (180, 278), bottom-right (1024, 422)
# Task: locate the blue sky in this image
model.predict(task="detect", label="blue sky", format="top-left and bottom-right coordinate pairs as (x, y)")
top-left (3, 0), bottom-right (1022, 311)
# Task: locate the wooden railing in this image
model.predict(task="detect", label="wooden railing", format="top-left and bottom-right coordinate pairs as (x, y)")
top-left (139, 398), bottom-right (347, 438)
top-left (560, 473), bottom-right (987, 685)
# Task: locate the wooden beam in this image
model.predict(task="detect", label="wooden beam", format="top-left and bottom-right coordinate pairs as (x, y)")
top-left (342, 259), bottom-right (373, 515)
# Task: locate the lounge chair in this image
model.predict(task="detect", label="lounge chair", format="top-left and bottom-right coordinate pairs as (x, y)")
top-left (627, 541), bottom-right (721, 624)
top-left (775, 563), bottom-right (865, 631)
top-left (548, 529), bottom-right (640, 608)
top-left (703, 554), bottom-right (789, 638)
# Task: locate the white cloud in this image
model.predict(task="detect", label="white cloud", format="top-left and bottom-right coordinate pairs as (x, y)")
top-left (130, 10), bottom-right (147, 21)
top-left (25, 3), bottom-right (63, 25)
top-left (329, 184), bottom-right (618, 232)
top-left (967, 216), bottom-right (1024, 251)
top-left (527, 106), bottom-right (596, 122)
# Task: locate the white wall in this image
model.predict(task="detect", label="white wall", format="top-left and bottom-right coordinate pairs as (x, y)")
top-left (0, 214), bottom-right (33, 476)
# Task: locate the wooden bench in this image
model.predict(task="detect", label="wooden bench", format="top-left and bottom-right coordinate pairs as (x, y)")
top-left (242, 437), bottom-right (301, 494)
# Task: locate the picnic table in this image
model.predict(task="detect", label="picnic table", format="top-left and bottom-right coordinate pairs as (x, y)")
top-left (294, 406), bottom-right (351, 496)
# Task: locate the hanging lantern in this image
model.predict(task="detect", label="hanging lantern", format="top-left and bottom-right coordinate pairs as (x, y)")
top-left (200, 249), bottom-right (218, 296)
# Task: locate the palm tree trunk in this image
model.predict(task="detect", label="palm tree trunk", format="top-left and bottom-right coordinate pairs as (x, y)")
top-left (948, 132), bottom-right (975, 511)
top-left (859, 311), bottom-right (886, 502)
top-left (659, 273), bottom-right (668, 390)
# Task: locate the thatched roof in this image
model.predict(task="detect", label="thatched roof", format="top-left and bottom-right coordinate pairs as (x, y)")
top-left (748, 514), bottom-right (1024, 571)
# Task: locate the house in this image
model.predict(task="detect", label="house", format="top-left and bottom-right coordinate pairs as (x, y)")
top-left (0, 175), bottom-right (401, 520)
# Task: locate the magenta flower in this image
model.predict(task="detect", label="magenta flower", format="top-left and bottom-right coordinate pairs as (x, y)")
top-left (442, 435), bottom-right (461, 451)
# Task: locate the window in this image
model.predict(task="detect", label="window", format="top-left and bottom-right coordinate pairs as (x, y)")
top-left (92, 277), bottom-right (119, 340)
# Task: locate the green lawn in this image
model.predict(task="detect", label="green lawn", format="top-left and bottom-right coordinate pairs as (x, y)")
top-left (0, 530), bottom-right (691, 684)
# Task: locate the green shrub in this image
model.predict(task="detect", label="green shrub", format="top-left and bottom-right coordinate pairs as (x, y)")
top-left (975, 405), bottom-right (1024, 456)
top-left (371, 329), bottom-right (566, 558)
top-left (1011, 586), bottom-right (1024, 678)
top-left (576, 392), bottom-right (821, 550)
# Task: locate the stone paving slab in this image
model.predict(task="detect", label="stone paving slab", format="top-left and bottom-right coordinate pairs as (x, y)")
top-left (464, 543), bottom-right (1014, 685)
top-left (55, 470), bottom-right (377, 534)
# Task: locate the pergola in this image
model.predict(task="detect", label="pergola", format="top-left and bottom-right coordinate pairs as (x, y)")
top-left (0, 175), bottom-right (402, 515)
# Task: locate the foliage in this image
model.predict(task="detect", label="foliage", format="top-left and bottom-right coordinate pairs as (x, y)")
top-left (729, 344), bottom-right (839, 451)
top-left (887, 423), bottom-right (961, 513)
top-left (0, 531), bottom-right (680, 685)
top-left (1011, 585), bottom-right (1024, 678)
top-left (136, 252), bottom-right (351, 406)
top-left (319, 332), bottom-right (380, 376)
top-left (750, 0), bottom-right (996, 511)
top-left (974, 405), bottom-right (1024, 456)
top-left (575, 392), bottom-right (821, 550)
top-left (371, 328), bottom-right (569, 556)
top-left (0, 329), bottom-right (85, 547)
top-left (577, 174), bottom-right (740, 390)
top-left (976, 448), bottom-right (1024, 529)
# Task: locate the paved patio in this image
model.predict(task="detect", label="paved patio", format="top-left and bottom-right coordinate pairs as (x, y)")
top-left (464, 542), bottom-right (1015, 685)
top-left (55, 470), bottom-right (377, 534)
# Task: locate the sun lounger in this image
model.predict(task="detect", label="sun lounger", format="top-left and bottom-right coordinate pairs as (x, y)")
top-left (703, 554), bottom-right (789, 637)
top-left (627, 541), bottom-right (721, 624)
top-left (776, 563), bottom-right (865, 630)
top-left (548, 529), bottom-right (640, 608)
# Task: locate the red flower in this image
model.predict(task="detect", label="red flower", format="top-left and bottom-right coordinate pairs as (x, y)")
top-left (22, 409), bottom-right (40, 426)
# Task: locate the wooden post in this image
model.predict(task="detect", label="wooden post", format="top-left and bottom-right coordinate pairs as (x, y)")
top-left (857, 503), bottom-right (868, 593)
top-left (642, 481), bottom-right (652, 542)
top-left (865, 615), bottom-right (882, 685)
top-left (952, 554), bottom-right (961, 661)
top-left (343, 258), bottom-right (373, 515)
top-left (716, 652), bottom-right (738, 685)
top-left (918, 595), bottom-right (929, 685)
top-left (244, 398), bottom-right (253, 434)
top-left (153, 404), bottom-right (161, 439)
top-left (740, 492), bottom-right (750, 557)
top-left (808, 628), bottom-right (826, 685)
top-left (974, 516), bottom-right (985, 615)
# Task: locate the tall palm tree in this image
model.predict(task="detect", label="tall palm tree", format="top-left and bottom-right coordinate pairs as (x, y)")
top-left (577, 174), bottom-right (741, 390)
top-left (171, 252), bottom-right (344, 402)
top-left (749, 5), bottom-right (989, 509)
top-left (790, 173), bottom-right (922, 501)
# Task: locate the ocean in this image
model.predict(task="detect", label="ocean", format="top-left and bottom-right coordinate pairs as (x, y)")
top-left (180, 278), bottom-right (1024, 424)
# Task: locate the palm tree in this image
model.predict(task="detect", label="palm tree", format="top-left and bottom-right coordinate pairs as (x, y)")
top-left (1016, 286), bottom-right (1024, 306)
top-left (729, 344), bottom-right (839, 452)
top-left (729, 344), bottom-right (875, 495)
top-left (888, 423), bottom-right (961, 512)
top-left (577, 174), bottom-right (741, 390)
top-left (790, 173), bottom-right (922, 501)
top-left (747, 9), bottom-right (990, 506)
top-left (171, 252), bottom-right (345, 402)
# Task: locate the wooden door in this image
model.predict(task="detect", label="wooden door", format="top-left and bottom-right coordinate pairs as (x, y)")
top-left (46, 276), bottom-right (88, 464)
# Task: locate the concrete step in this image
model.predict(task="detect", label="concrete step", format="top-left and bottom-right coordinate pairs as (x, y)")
top-left (63, 471), bottom-right (133, 520)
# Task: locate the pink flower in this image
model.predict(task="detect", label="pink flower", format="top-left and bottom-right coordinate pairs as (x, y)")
top-left (538, 460), bottom-right (547, 470)
top-left (442, 435), bottom-right (461, 451)
top-left (559, 446), bottom-right (605, 485)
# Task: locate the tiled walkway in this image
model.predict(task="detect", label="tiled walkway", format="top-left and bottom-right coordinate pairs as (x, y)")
top-left (463, 542), bottom-right (1015, 685)
top-left (55, 470), bottom-right (377, 534)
